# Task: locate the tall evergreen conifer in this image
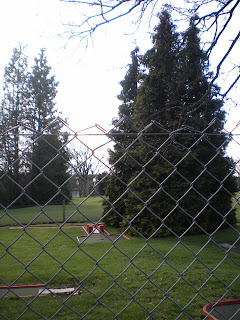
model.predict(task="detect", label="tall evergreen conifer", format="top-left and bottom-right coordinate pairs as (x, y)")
top-left (104, 11), bottom-right (237, 236)
top-left (0, 46), bottom-right (30, 205)
top-left (0, 48), bottom-right (71, 207)
top-left (27, 50), bottom-right (71, 205)
top-left (134, 11), bottom-right (180, 130)
top-left (28, 133), bottom-right (71, 205)
top-left (103, 48), bottom-right (140, 226)
top-left (28, 49), bottom-right (59, 133)
top-left (117, 47), bottom-right (139, 122)
top-left (0, 46), bottom-right (29, 176)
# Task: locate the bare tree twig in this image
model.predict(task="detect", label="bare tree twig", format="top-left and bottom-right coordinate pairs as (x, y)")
top-left (58, 0), bottom-right (240, 99)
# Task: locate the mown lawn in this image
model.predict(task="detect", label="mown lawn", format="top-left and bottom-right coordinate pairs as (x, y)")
top-left (0, 197), bottom-right (103, 226)
top-left (0, 194), bottom-right (240, 319)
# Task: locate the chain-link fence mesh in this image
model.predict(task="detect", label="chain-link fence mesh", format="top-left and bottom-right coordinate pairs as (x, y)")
top-left (0, 117), bottom-right (240, 319)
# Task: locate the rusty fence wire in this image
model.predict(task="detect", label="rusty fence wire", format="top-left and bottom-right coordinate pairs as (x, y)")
top-left (0, 117), bottom-right (240, 319)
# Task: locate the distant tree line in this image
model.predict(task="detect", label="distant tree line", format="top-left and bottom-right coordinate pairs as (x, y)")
top-left (102, 11), bottom-right (237, 237)
top-left (0, 46), bottom-right (71, 207)
top-left (69, 147), bottom-right (100, 198)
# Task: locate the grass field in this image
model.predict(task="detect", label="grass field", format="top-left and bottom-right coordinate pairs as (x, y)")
top-left (0, 197), bottom-right (103, 226)
top-left (0, 195), bottom-right (240, 319)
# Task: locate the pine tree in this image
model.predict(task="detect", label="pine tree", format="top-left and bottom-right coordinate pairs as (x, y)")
top-left (175, 17), bottom-right (237, 233)
top-left (104, 11), bottom-right (237, 237)
top-left (117, 47), bottom-right (139, 123)
top-left (27, 133), bottom-right (71, 205)
top-left (28, 49), bottom-right (59, 133)
top-left (103, 48), bottom-right (140, 226)
top-left (0, 47), bottom-right (71, 207)
top-left (26, 50), bottom-right (71, 205)
top-left (0, 45), bottom-right (29, 176)
top-left (122, 11), bottom-right (184, 236)
top-left (0, 46), bottom-right (30, 205)
top-left (179, 17), bottom-right (225, 129)
top-left (134, 11), bottom-right (180, 130)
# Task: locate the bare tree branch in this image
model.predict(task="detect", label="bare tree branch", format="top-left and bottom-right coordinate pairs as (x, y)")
top-left (59, 0), bottom-right (158, 40)
top-left (58, 0), bottom-right (240, 99)
top-left (221, 72), bottom-right (240, 98)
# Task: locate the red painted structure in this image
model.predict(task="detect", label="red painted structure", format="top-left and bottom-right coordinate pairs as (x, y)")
top-left (0, 284), bottom-right (44, 289)
top-left (0, 284), bottom-right (45, 298)
top-left (87, 224), bottom-right (104, 233)
top-left (97, 224), bottom-right (104, 232)
top-left (203, 299), bottom-right (240, 319)
top-left (87, 224), bottom-right (93, 233)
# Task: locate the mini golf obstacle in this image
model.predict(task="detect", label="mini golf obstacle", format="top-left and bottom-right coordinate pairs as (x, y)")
top-left (86, 223), bottom-right (104, 233)
top-left (77, 223), bottom-right (130, 244)
top-left (201, 244), bottom-right (240, 319)
top-left (203, 299), bottom-right (240, 320)
top-left (0, 284), bottom-right (81, 298)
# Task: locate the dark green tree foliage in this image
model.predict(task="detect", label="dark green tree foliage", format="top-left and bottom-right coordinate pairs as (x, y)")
top-left (134, 11), bottom-right (180, 130)
top-left (117, 47), bottom-right (139, 122)
top-left (0, 46), bottom-right (30, 206)
top-left (103, 48), bottom-right (141, 226)
top-left (28, 49), bottom-right (59, 132)
top-left (27, 134), bottom-right (71, 205)
top-left (26, 50), bottom-right (71, 205)
top-left (103, 11), bottom-right (237, 237)
top-left (0, 47), bottom-right (71, 207)
top-left (96, 172), bottom-right (108, 196)
top-left (0, 46), bottom-right (29, 175)
top-left (179, 17), bottom-right (224, 129)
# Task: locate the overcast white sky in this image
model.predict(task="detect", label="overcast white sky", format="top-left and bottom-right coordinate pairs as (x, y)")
top-left (0, 0), bottom-right (155, 132)
top-left (0, 0), bottom-right (239, 158)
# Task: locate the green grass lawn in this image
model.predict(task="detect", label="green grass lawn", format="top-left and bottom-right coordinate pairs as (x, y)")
top-left (0, 195), bottom-right (240, 319)
top-left (0, 197), bottom-right (103, 226)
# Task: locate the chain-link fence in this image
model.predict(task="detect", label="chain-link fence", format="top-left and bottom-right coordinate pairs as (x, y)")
top-left (0, 117), bottom-right (240, 319)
